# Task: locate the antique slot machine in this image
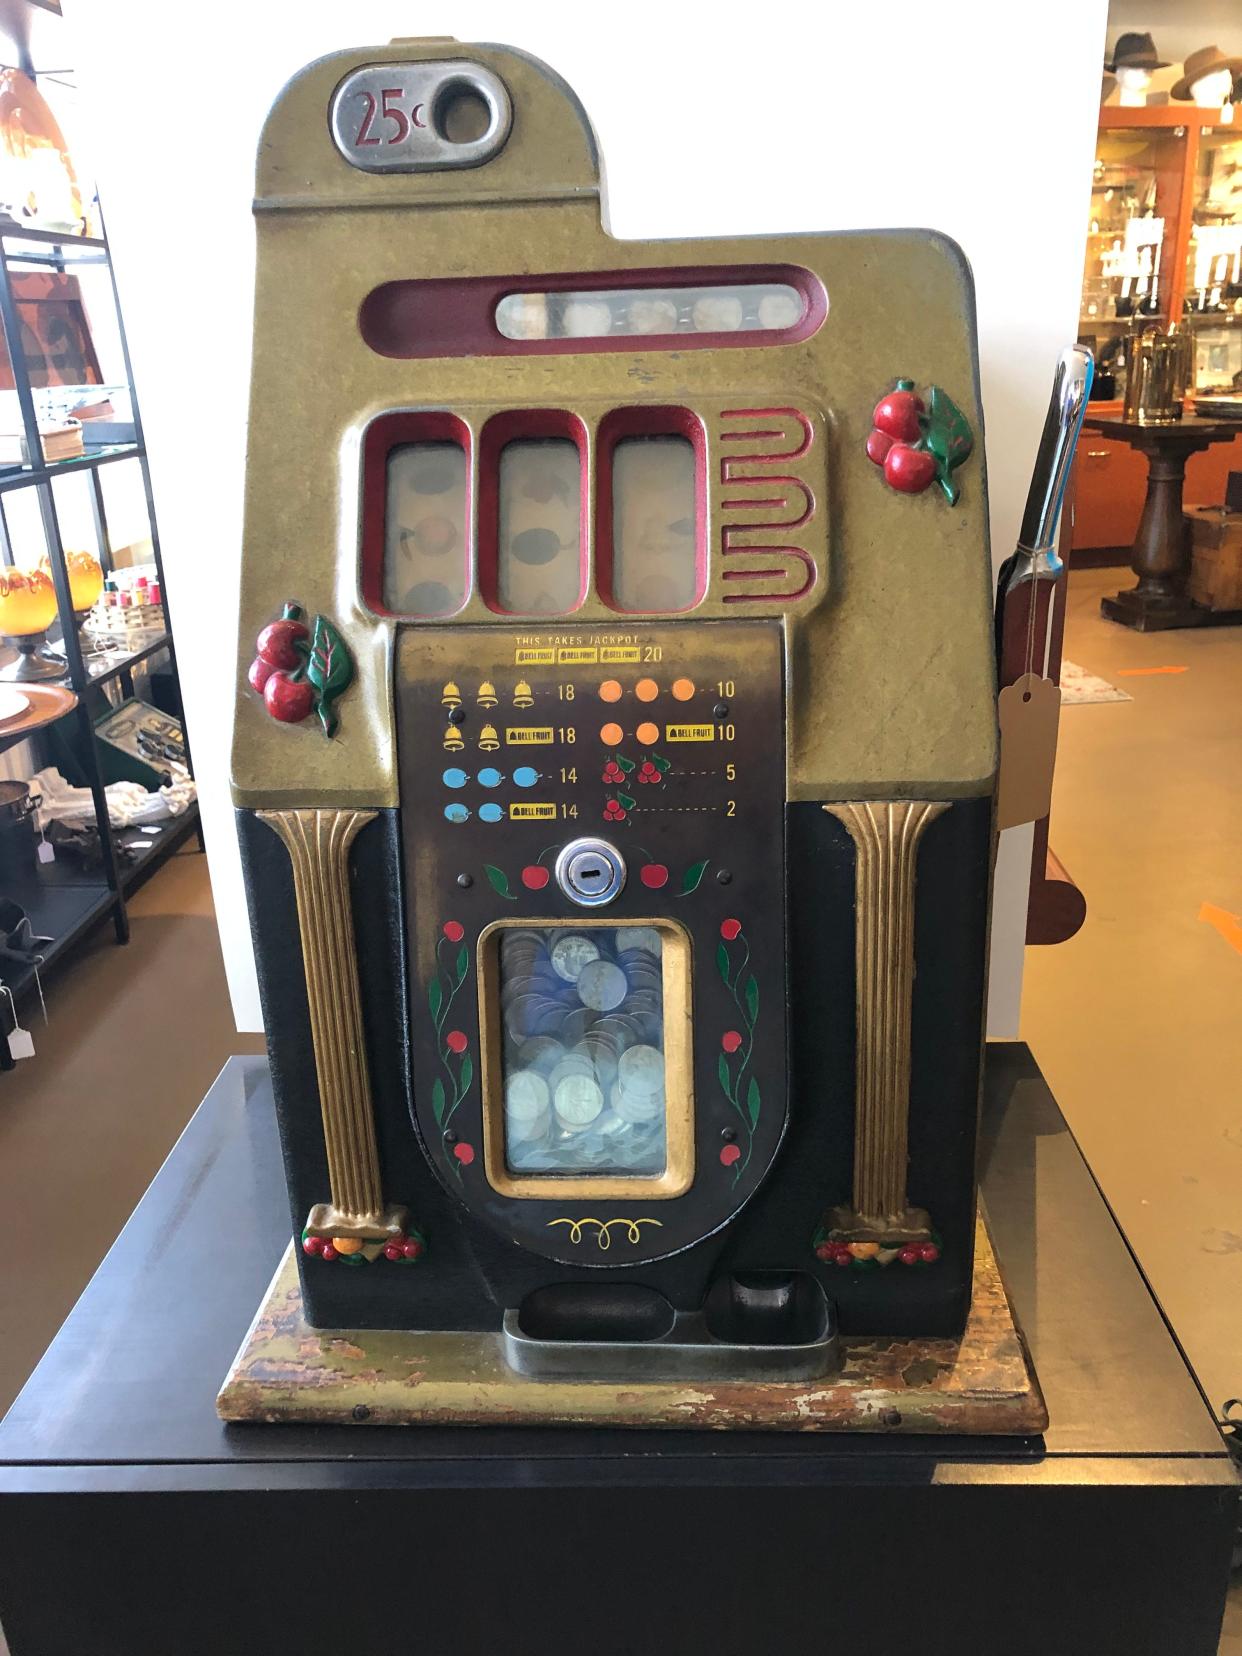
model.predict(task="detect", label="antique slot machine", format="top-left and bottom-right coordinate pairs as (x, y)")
top-left (223, 38), bottom-right (1043, 1431)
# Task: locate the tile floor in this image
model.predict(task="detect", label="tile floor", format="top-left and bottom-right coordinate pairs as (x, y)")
top-left (0, 565), bottom-right (1238, 1649)
top-left (1021, 565), bottom-right (1242, 1653)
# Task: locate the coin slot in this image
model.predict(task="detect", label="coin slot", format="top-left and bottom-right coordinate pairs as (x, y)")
top-left (433, 78), bottom-right (494, 145)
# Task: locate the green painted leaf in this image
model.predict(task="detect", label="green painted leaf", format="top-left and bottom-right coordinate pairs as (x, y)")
top-left (718, 1051), bottom-right (734, 1102)
top-left (617, 792), bottom-right (636, 811)
top-left (716, 941), bottom-right (731, 986)
top-left (431, 1076), bottom-right (446, 1126)
top-left (746, 1075), bottom-right (761, 1130)
top-left (484, 863), bottom-right (516, 900)
top-left (458, 1054), bottom-right (474, 1100)
top-left (455, 944), bottom-right (469, 985)
top-left (616, 753), bottom-right (636, 774)
top-left (305, 615), bottom-right (354, 737)
top-left (652, 753), bottom-right (671, 773)
top-left (681, 858), bottom-right (709, 895)
top-left (922, 385), bottom-right (974, 507)
top-left (744, 973), bottom-right (759, 1025)
top-left (428, 978), bottom-right (443, 1025)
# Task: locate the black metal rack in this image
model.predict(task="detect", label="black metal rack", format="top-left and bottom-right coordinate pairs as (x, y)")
top-left (0, 212), bottom-right (199, 1033)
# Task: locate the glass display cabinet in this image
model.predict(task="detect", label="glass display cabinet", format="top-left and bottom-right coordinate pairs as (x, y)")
top-left (1074, 107), bottom-right (1242, 553)
top-left (1184, 125), bottom-right (1242, 395)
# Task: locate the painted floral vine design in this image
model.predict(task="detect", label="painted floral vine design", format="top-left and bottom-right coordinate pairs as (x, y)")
top-left (482, 855), bottom-right (712, 901)
top-left (716, 917), bottom-right (759, 1185)
top-left (428, 920), bottom-right (475, 1177)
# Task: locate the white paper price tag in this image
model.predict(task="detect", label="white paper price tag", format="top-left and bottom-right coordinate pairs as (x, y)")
top-left (7, 1024), bottom-right (34, 1060)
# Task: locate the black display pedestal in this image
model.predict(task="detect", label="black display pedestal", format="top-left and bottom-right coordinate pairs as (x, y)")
top-left (0, 1045), bottom-right (1236, 1656)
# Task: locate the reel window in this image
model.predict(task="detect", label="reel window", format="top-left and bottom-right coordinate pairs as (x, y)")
top-left (380, 425), bottom-right (470, 617)
top-left (477, 410), bottom-right (589, 615)
top-left (479, 920), bottom-right (694, 1199)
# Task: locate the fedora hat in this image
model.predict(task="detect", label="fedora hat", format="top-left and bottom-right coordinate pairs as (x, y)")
top-left (1172, 45), bottom-right (1242, 99)
top-left (1105, 32), bottom-right (1168, 73)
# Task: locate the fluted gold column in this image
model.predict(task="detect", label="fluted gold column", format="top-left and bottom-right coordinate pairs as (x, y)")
top-left (259, 808), bottom-right (406, 1242)
top-left (824, 801), bottom-right (947, 1244)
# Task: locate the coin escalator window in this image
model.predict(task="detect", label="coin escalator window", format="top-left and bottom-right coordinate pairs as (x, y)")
top-left (384, 440), bottom-right (468, 616)
top-left (610, 434), bottom-right (701, 613)
top-left (496, 437), bottom-right (584, 614)
top-left (499, 926), bottom-right (668, 1176)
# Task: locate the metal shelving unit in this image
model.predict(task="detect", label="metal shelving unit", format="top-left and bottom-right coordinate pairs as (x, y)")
top-left (0, 198), bottom-right (199, 1028)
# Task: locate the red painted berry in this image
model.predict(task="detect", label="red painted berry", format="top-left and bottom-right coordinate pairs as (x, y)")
top-left (521, 866), bottom-right (550, 889)
top-left (263, 671), bottom-right (315, 723)
top-left (453, 1143), bottom-right (475, 1165)
top-left (445, 1030), bottom-right (468, 1054)
top-left (302, 1234), bottom-right (324, 1256)
top-left (833, 1250), bottom-right (852, 1266)
top-left (883, 444), bottom-right (937, 494)
top-left (721, 1030), bottom-right (742, 1053)
top-left (919, 1243), bottom-right (940, 1263)
top-left (320, 1243), bottom-right (337, 1262)
top-left (255, 607), bottom-right (310, 670)
top-left (866, 428), bottom-right (895, 467)
top-left (719, 1143), bottom-right (742, 1167)
top-left (402, 1239), bottom-right (424, 1259)
top-left (248, 656), bottom-right (275, 694)
top-left (640, 864), bottom-right (668, 888)
top-left (442, 921), bottom-right (464, 942)
top-left (899, 1246), bottom-right (921, 1265)
top-left (815, 1242), bottom-right (834, 1261)
top-left (872, 383), bottom-right (925, 444)
top-left (383, 1244), bottom-right (403, 1261)
top-left (720, 918), bottom-right (742, 941)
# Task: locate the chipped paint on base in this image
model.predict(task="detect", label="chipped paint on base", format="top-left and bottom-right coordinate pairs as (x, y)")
top-left (217, 1210), bottom-right (1045, 1435)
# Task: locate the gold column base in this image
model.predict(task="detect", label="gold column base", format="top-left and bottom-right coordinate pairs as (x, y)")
top-left (828, 1204), bottom-right (932, 1246)
top-left (305, 1202), bottom-right (408, 1243)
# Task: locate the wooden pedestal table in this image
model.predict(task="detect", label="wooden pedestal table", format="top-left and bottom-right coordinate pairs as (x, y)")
top-left (1085, 413), bottom-right (1242, 632)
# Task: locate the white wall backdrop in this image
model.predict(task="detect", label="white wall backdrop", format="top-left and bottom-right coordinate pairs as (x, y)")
top-left (64, 0), bottom-right (1107, 1033)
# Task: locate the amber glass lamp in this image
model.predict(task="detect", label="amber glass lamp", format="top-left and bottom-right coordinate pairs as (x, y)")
top-left (43, 550), bottom-right (103, 627)
top-left (0, 568), bottom-right (61, 680)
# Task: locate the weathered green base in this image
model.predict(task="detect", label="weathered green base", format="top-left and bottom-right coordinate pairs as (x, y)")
top-left (218, 1209), bottom-right (1046, 1435)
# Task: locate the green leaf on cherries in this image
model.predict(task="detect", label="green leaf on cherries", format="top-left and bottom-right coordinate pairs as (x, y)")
top-left (616, 753), bottom-right (636, 773)
top-left (431, 1076), bottom-right (446, 1126)
top-left (921, 385), bottom-right (974, 507)
top-left (428, 978), bottom-right (443, 1025)
top-left (458, 1054), bottom-right (474, 1100)
top-left (681, 858), bottom-right (709, 894)
top-left (652, 754), bottom-right (671, 773)
top-left (484, 863), bottom-right (516, 900)
top-left (746, 1076), bottom-right (761, 1130)
top-left (617, 792), bottom-right (636, 811)
top-left (455, 945), bottom-right (469, 986)
top-left (716, 941), bottom-right (732, 987)
top-left (305, 614), bottom-right (355, 737)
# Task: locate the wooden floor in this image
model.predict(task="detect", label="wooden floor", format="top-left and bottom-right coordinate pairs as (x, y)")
top-left (0, 570), bottom-right (1238, 1649)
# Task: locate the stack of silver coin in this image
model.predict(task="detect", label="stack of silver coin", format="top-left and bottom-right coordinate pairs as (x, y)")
top-left (499, 928), bottom-right (667, 1175)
